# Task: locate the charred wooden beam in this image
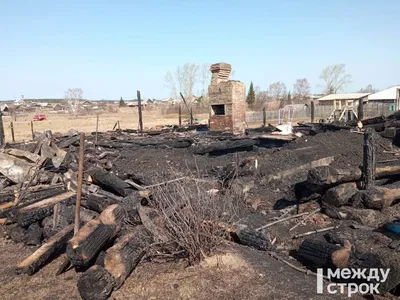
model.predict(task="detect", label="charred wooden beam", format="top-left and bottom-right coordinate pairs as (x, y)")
top-left (87, 168), bottom-right (133, 197)
top-left (362, 128), bottom-right (376, 189)
top-left (265, 156), bottom-right (335, 184)
top-left (361, 116), bottom-right (386, 126)
top-left (190, 139), bottom-right (256, 155)
top-left (104, 226), bottom-right (153, 289)
top-left (57, 135), bottom-right (80, 148)
top-left (16, 224), bottom-right (74, 275)
top-left (11, 192), bottom-right (75, 227)
top-left (308, 165), bottom-right (400, 187)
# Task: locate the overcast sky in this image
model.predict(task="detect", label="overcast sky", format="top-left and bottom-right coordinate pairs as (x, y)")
top-left (1, 0), bottom-right (399, 100)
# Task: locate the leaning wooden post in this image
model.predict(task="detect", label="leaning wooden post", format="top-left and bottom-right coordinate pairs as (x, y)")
top-left (178, 106), bottom-right (182, 126)
top-left (10, 122), bottom-right (15, 142)
top-left (137, 90), bottom-right (143, 133)
top-left (30, 121), bottom-right (34, 140)
top-left (262, 107), bottom-right (267, 127)
top-left (95, 114), bottom-right (99, 146)
top-left (310, 101), bottom-right (315, 123)
top-left (74, 133), bottom-right (85, 234)
top-left (0, 111), bottom-right (5, 145)
top-left (362, 128), bottom-right (376, 190)
top-left (358, 97), bottom-right (364, 121)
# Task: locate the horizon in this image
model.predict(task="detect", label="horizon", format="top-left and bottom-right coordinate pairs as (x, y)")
top-left (1, 0), bottom-right (399, 100)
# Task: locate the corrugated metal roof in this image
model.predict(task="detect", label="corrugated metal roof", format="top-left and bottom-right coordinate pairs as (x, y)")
top-left (368, 86), bottom-right (400, 101)
top-left (318, 93), bottom-right (370, 101)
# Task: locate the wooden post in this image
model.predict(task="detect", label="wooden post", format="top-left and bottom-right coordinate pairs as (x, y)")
top-left (117, 120), bottom-right (120, 130)
top-left (178, 106), bottom-right (182, 126)
top-left (358, 98), bottom-right (364, 121)
top-left (30, 121), bottom-right (34, 140)
top-left (262, 107), bottom-right (266, 127)
top-left (137, 91), bottom-right (143, 133)
top-left (362, 128), bottom-right (376, 190)
top-left (0, 111), bottom-right (4, 145)
top-left (74, 133), bottom-right (85, 234)
top-left (311, 101), bottom-right (315, 123)
top-left (190, 108), bottom-right (194, 125)
top-left (95, 114), bottom-right (99, 146)
top-left (10, 122), bottom-right (15, 142)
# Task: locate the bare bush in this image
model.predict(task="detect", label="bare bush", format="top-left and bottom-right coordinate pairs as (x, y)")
top-left (106, 104), bottom-right (119, 113)
top-left (152, 177), bottom-right (240, 264)
top-left (293, 78), bottom-right (311, 104)
top-left (254, 90), bottom-right (269, 110)
top-left (268, 81), bottom-right (287, 108)
top-left (64, 88), bottom-right (83, 115)
top-left (358, 84), bottom-right (379, 93)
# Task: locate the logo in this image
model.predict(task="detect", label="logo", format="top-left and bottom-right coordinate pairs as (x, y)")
top-left (316, 268), bottom-right (390, 297)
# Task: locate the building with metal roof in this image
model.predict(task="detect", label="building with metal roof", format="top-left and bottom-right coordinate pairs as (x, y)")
top-left (368, 86), bottom-right (400, 104)
top-left (318, 93), bottom-right (370, 102)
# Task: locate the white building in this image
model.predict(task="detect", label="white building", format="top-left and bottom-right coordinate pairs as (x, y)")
top-left (368, 86), bottom-right (400, 106)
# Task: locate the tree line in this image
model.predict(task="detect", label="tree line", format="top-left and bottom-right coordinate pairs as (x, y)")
top-left (165, 63), bottom-right (381, 110)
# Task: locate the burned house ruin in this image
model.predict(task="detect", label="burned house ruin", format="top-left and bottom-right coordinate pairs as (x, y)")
top-left (208, 63), bottom-right (246, 132)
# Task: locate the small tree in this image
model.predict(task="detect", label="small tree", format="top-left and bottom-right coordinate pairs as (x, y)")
top-left (165, 63), bottom-right (200, 104)
top-left (246, 81), bottom-right (255, 107)
top-left (119, 97), bottom-right (125, 107)
top-left (287, 91), bottom-right (292, 104)
top-left (319, 64), bottom-right (352, 95)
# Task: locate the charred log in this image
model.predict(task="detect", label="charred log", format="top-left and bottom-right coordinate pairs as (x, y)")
top-left (87, 168), bottom-right (133, 197)
top-left (351, 187), bottom-right (400, 209)
top-left (67, 205), bottom-right (125, 269)
top-left (81, 194), bottom-right (119, 213)
top-left (321, 183), bottom-right (359, 207)
top-left (232, 228), bottom-right (272, 251)
top-left (104, 226), bottom-right (153, 289)
top-left (77, 265), bottom-right (115, 300)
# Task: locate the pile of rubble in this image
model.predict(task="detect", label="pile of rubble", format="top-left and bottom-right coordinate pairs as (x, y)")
top-left (0, 117), bottom-right (399, 298)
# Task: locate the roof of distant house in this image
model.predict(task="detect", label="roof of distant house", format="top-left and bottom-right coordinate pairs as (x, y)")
top-left (0, 104), bottom-right (9, 111)
top-left (318, 93), bottom-right (370, 101)
top-left (368, 86), bottom-right (400, 101)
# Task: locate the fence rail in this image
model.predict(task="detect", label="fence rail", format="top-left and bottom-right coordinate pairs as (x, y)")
top-left (246, 103), bottom-right (395, 124)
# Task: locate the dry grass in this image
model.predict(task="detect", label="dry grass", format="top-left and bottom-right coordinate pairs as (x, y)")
top-left (2, 107), bottom-right (209, 142)
top-left (1, 106), bottom-right (311, 143)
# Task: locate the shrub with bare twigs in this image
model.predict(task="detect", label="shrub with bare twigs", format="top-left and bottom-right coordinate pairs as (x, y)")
top-left (152, 177), bottom-right (241, 265)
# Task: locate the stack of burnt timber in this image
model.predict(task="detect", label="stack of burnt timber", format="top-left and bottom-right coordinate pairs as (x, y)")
top-left (304, 163), bottom-right (400, 218)
top-left (0, 131), bottom-right (274, 300)
top-left (293, 129), bottom-right (400, 294)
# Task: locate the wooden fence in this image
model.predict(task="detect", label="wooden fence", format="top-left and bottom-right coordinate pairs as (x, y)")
top-left (246, 102), bottom-right (395, 124)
